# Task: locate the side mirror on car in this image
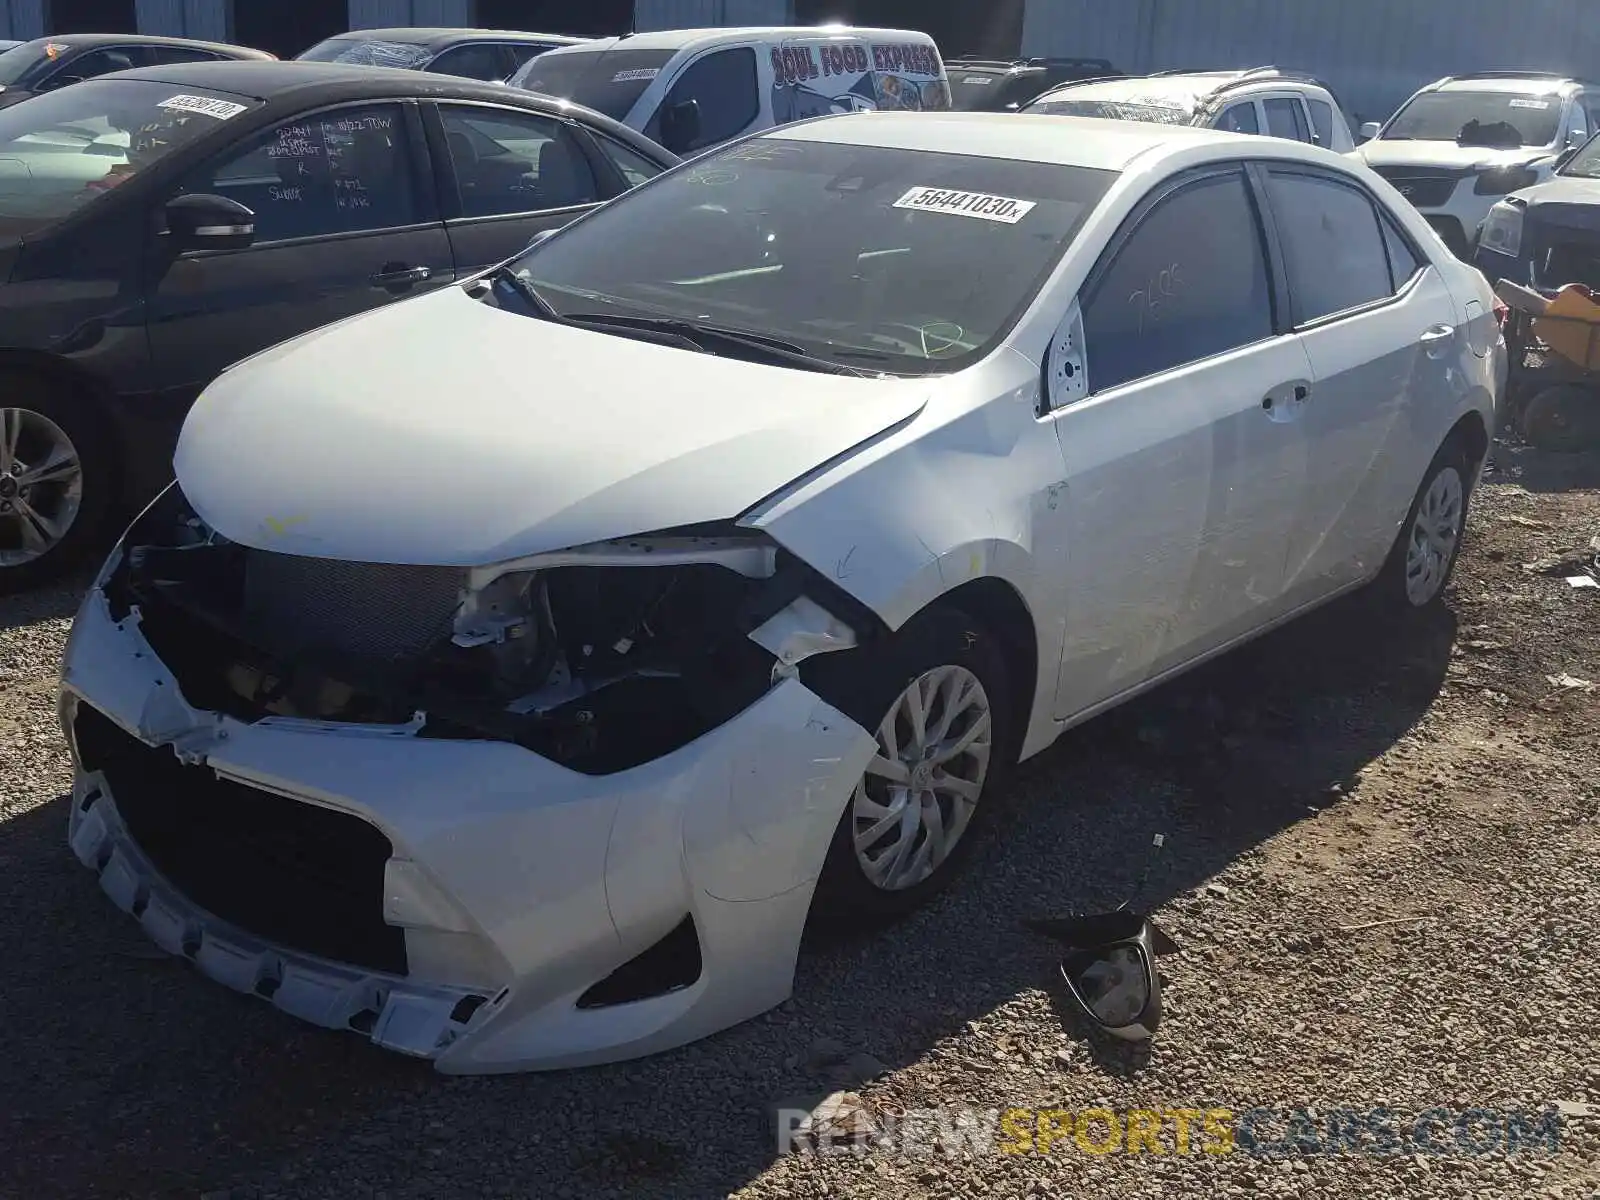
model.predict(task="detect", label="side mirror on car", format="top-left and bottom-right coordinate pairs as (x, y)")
top-left (658, 98), bottom-right (702, 155)
top-left (1359, 120), bottom-right (1381, 143)
top-left (164, 193), bottom-right (256, 251)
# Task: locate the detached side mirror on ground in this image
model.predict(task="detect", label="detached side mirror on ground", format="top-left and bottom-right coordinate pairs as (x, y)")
top-left (164, 193), bottom-right (256, 252)
top-left (1359, 120), bottom-right (1381, 143)
top-left (659, 98), bottom-right (702, 155)
top-left (1026, 911), bottom-right (1178, 1042)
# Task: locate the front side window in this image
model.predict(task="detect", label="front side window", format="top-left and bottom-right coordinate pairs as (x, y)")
top-left (1217, 102), bottom-right (1259, 134)
top-left (181, 105), bottom-right (416, 243)
top-left (592, 133), bottom-right (665, 188)
top-left (1266, 170), bottom-right (1394, 323)
top-left (428, 44), bottom-right (511, 82)
top-left (38, 46), bottom-right (142, 90)
top-left (1381, 216), bottom-right (1424, 287)
top-left (439, 106), bottom-right (597, 216)
top-left (0, 78), bottom-right (260, 236)
top-left (1083, 169), bottom-right (1274, 392)
top-left (1264, 97), bottom-right (1310, 142)
top-left (1307, 98), bottom-right (1335, 146)
top-left (1383, 89), bottom-right (1563, 147)
top-left (509, 138), bottom-right (1115, 376)
top-left (647, 48), bottom-right (759, 151)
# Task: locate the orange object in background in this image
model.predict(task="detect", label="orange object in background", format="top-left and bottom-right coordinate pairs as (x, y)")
top-left (1534, 284), bottom-right (1600, 371)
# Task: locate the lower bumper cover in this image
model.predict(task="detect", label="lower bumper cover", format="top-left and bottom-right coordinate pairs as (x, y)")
top-left (60, 585), bottom-right (877, 1072)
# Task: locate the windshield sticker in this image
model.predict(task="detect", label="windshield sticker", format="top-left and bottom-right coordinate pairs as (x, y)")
top-left (43, 42), bottom-right (67, 59)
top-left (894, 186), bottom-right (1036, 224)
top-left (962, 76), bottom-right (994, 85)
top-left (158, 94), bottom-right (248, 120)
top-left (1508, 98), bottom-right (1551, 109)
top-left (611, 67), bottom-right (659, 83)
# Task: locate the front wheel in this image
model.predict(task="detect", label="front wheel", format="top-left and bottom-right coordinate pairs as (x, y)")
top-left (810, 607), bottom-right (1014, 922)
top-left (1371, 439), bottom-right (1471, 613)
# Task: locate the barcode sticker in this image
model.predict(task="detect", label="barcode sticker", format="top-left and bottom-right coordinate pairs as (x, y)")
top-left (1508, 98), bottom-right (1551, 110)
top-left (158, 94), bottom-right (248, 120)
top-left (893, 186), bottom-right (1037, 223)
top-left (612, 68), bottom-right (659, 83)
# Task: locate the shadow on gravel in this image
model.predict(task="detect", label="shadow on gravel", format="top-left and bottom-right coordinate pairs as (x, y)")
top-left (0, 591), bottom-right (1456, 1200)
top-left (1486, 442), bottom-right (1600, 494)
top-left (0, 574), bottom-right (89, 632)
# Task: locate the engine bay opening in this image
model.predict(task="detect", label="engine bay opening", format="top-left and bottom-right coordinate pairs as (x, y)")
top-left (106, 487), bottom-right (879, 775)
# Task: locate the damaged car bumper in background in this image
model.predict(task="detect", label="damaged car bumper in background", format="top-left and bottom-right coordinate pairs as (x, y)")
top-left (58, 489), bottom-right (881, 1073)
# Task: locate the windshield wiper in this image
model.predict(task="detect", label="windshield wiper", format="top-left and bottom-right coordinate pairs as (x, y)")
top-left (562, 313), bottom-right (872, 376)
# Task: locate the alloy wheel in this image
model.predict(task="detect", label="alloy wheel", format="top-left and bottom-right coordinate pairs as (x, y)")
top-left (0, 406), bottom-right (83, 568)
top-left (850, 664), bottom-right (993, 892)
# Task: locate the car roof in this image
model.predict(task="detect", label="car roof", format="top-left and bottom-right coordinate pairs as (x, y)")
top-left (86, 59), bottom-right (669, 151)
top-left (768, 110), bottom-right (1250, 170)
top-left (544, 26), bottom-right (936, 56)
top-left (11, 32), bottom-right (270, 58)
top-left (312, 27), bottom-right (587, 50)
top-left (1433, 75), bottom-right (1576, 95)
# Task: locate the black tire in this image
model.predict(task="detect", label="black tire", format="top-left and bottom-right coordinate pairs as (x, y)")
top-left (808, 606), bottom-right (1015, 924)
top-left (1521, 384), bottom-right (1600, 453)
top-left (1370, 436), bottom-right (1472, 615)
top-left (0, 371), bottom-right (115, 594)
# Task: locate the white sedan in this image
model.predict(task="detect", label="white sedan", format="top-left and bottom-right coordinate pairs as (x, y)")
top-left (58, 111), bottom-right (1503, 1073)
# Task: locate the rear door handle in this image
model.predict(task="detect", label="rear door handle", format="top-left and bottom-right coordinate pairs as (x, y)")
top-left (1262, 381), bottom-right (1311, 418)
top-left (371, 264), bottom-right (433, 289)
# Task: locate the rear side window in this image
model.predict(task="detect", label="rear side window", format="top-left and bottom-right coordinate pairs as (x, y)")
top-left (1381, 216), bottom-right (1424, 288)
top-left (1264, 97), bottom-right (1311, 141)
top-left (1084, 169), bottom-right (1274, 392)
top-left (1217, 102), bottom-right (1259, 134)
top-left (1266, 170), bottom-right (1394, 322)
top-left (651, 48), bottom-right (759, 150)
top-left (592, 134), bottom-right (664, 188)
top-left (429, 44), bottom-right (511, 82)
top-left (1307, 97), bottom-right (1335, 146)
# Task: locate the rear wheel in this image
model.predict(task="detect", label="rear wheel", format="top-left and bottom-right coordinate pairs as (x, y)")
top-left (1371, 438), bottom-right (1470, 614)
top-left (1521, 383), bottom-right (1600, 453)
top-left (0, 373), bottom-right (114, 593)
top-left (811, 607), bottom-right (1013, 922)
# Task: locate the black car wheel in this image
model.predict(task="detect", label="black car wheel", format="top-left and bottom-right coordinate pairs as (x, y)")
top-left (0, 371), bottom-right (113, 593)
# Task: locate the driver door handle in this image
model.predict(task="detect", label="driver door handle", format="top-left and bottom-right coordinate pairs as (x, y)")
top-left (1420, 323), bottom-right (1456, 352)
top-left (371, 264), bottom-right (432, 289)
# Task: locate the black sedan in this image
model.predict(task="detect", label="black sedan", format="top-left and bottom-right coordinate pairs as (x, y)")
top-left (0, 60), bottom-right (677, 588)
top-left (0, 34), bottom-right (273, 110)
top-left (297, 27), bottom-right (585, 84)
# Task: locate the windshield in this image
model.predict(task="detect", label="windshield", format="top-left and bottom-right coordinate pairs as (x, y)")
top-left (0, 78), bottom-right (255, 237)
top-left (508, 138), bottom-right (1113, 376)
top-left (508, 47), bottom-right (675, 121)
top-left (0, 39), bottom-right (73, 88)
top-left (1382, 90), bottom-right (1563, 146)
top-left (1024, 95), bottom-right (1194, 125)
top-left (297, 37), bottom-right (435, 69)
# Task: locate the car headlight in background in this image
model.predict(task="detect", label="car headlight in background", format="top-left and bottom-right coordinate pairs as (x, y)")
top-left (1474, 165), bottom-right (1539, 196)
top-left (1478, 199), bottom-right (1525, 257)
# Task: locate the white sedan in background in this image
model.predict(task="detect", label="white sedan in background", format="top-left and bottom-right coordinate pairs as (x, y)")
top-left (59, 111), bottom-right (1501, 1073)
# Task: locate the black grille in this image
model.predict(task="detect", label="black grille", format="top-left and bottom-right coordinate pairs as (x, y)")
top-left (1372, 167), bottom-right (1461, 208)
top-left (241, 551), bottom-right (463, 665)
top-left (74, 704), bottom-right (407, 975)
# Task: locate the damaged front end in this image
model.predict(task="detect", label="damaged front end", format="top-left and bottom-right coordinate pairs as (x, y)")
top-left (102, 484), bottom-right (880, 773)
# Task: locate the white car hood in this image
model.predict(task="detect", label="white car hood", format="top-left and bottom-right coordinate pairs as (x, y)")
top-left (175, 285), bottom-right (931, 566)
top-left (1358, 139), bottom-right (1553, 172)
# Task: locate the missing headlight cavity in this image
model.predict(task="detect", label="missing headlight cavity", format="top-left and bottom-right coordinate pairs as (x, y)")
top-left (577, 915), bottom-right (702, 1009)
top-left (108, 489), bottom-right (882, 774)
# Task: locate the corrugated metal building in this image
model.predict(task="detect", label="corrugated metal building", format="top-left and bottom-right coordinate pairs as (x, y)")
top-left (3, 0), bottom-right (1597, 124)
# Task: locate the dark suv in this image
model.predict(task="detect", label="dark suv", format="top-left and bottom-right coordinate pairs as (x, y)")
top-left (946, 56), bottom-right (1121, 112)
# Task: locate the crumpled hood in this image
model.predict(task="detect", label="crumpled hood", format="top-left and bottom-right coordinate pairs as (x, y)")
top-left (1358, 138), bottom-right (1555, 173)
top-left (175, 284), bottom-right (931, 566)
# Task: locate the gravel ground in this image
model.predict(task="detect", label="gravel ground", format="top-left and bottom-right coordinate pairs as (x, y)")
top-left (1, 439), bottom-right (1597, 1200)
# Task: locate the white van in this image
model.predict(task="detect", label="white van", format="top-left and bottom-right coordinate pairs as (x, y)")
top-left (507, 26), bottom-right (951, 156)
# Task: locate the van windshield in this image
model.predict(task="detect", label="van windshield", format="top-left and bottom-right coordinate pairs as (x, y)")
top-left (509, 47), bottom-right (676, 121)
top-left (507, 136), bottom-right (1114, 376)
